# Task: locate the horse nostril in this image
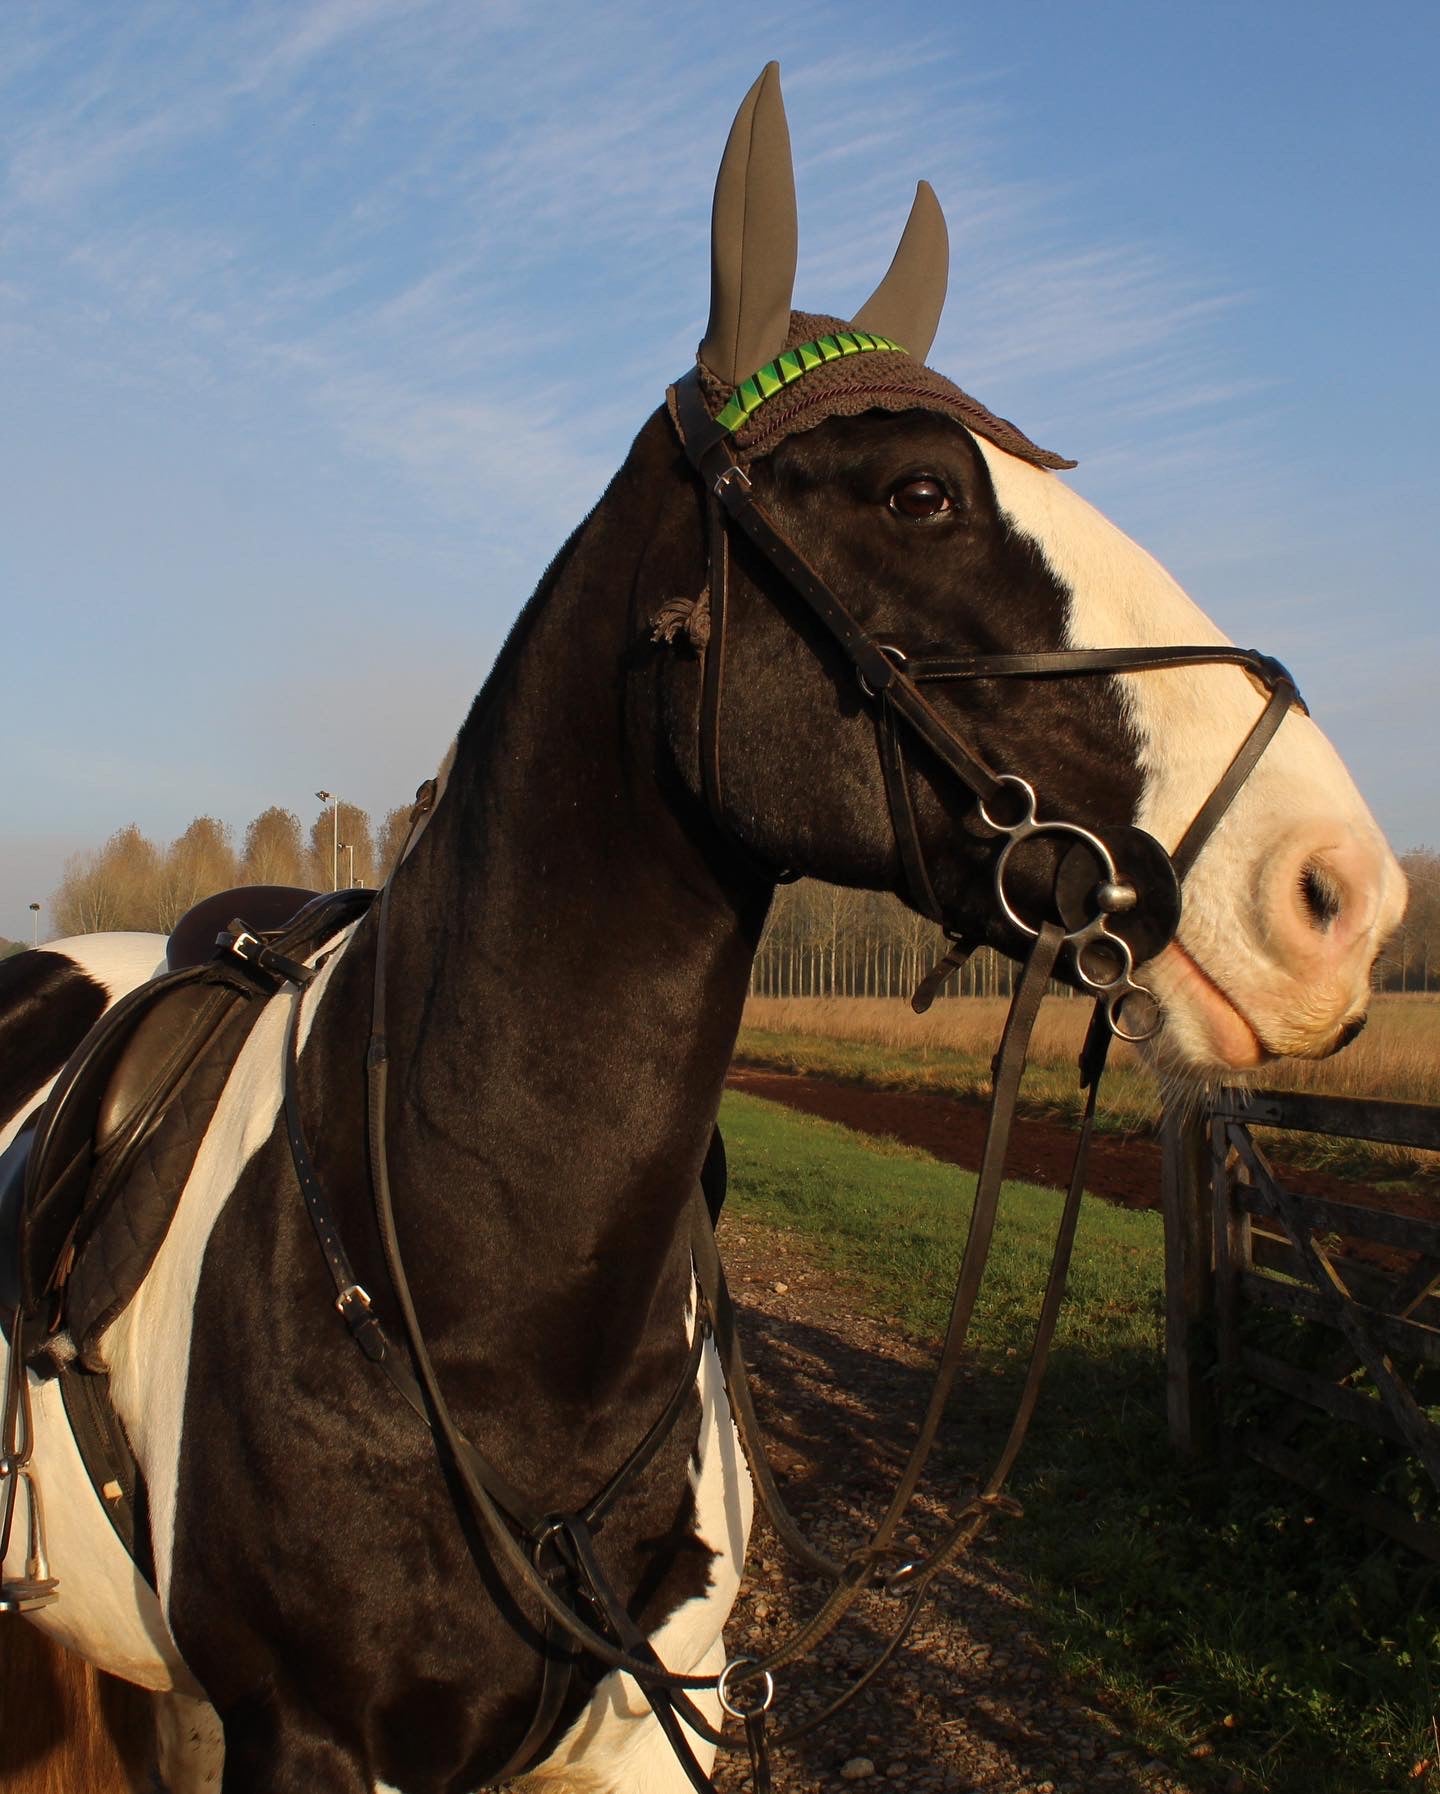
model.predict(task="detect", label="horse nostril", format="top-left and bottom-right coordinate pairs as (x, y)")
top-left (1336, 1015), bottom-right (1367, 1050)
top-left (1299, 860), bottom-right (1343, 931)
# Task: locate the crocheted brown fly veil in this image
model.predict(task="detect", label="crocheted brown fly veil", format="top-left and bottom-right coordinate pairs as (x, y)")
top-left (684, 62), bottom-right (1074, 472)
top-left (692, 311), bottom-right (1075, 469)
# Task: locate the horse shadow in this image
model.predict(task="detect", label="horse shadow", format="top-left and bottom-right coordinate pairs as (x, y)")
top-left (711, 1280), bottom-right (1197, 1794)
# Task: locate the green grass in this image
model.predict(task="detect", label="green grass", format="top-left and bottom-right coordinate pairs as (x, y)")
top-left (720, 1090), bottom-right (1440, 1794)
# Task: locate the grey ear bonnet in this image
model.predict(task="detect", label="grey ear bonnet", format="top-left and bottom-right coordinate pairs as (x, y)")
top-left (694, 64), bottom-right (1074, 472)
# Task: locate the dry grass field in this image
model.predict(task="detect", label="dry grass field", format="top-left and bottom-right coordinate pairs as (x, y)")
top-left (738, 992), bottom-right (1440, 1174)
top-left (744, 991), bottom-right (1440, 1101)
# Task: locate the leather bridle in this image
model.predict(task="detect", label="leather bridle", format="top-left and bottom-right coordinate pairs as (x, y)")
top-left (669, 367), bottom-right (1303, 1042)
top-left (281, 375), bottom-right (1309, 1792)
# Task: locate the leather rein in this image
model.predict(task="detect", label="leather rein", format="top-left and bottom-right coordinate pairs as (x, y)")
top-left (280, 374), bottom-right (1306, 1791)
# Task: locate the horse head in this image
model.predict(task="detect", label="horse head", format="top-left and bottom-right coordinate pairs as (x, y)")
top-left (653, 63), bottom-right (1404, 1073)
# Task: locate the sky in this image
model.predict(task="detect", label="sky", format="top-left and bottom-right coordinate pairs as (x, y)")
top-left (3, 0), bottom-right (1436, 943)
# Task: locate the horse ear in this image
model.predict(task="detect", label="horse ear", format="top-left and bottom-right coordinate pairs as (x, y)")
top-left (698, 62), bottom-right (798, 388)
top-left (851, 181), bottom-right (949, 365)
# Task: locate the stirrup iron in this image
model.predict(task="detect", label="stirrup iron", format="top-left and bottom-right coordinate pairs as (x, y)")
top-left (1, 1320), bottom-right (59, 1614)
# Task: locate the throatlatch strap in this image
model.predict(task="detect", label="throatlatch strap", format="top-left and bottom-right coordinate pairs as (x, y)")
top-left (877, 699), bottom-right (945, 923)
top-left (699, 494), bottom-right (731, 832)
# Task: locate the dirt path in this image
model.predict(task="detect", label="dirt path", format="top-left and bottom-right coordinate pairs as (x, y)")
top-left (725, 1062), bottom-right (1415, 1217)
top-left (710, 1217), bottom-right (1216, 1794)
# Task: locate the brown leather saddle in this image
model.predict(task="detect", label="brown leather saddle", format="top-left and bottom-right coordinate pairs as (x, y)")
top-left (11, 885), bottom-right (374, 1370)
top-left (0, 886), bottom-right (374, 1610)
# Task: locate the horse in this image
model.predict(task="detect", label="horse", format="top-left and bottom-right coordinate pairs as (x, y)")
top-left (0, 62), bottom-right (1405, 1794)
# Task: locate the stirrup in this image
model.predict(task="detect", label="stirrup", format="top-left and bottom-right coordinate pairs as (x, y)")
top-left (0, 1572), bottom-right (60, 1614)
top-left (0, 1463), bottom-right (60, 1614)
top-left (2, 1317), bottom-right (60, 1615)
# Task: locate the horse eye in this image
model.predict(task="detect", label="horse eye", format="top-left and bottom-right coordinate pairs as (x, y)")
top-left (889, 477), bottom-right (952, 520)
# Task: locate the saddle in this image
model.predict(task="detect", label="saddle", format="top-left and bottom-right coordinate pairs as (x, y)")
top-left (12, 885), bottom-right (374, 1369)
top-left (0, 885), bottom-right (374, 1615)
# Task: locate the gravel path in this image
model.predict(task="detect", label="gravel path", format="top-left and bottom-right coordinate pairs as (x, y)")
top-left (708, 1215), bottom-right (1219, 1794)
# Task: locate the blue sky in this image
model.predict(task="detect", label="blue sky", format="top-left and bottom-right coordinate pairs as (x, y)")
top-left (3, 1), bottom-right (1436, 942)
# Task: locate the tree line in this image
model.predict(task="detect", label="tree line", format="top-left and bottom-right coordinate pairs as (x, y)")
top-left (750, 882), bottom-right (1032, 1001)
top-left (36, 813), bottom-right (1438, 999)
top-left (47, 801), bottom-right (414, 938)
top-left (753, 851), bottom-right (1440, 998)
top-left (1383, 849), bottom-right (1440, 993)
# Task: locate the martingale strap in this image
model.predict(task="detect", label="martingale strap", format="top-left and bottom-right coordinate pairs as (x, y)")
top-left (286, 897), bottom-right (1118, 1793)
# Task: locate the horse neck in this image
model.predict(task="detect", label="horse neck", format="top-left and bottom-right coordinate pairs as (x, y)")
top-left (340, 415), bottom-right (763, 1378)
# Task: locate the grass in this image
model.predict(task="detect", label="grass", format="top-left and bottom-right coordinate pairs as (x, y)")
top-left (720, 1088), bottom-right (1440, 1794)
top-left (737, 994), bottom-right (1440, 1182)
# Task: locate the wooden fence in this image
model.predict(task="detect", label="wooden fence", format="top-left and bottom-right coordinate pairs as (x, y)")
top-left (1162, 1088), bottom-right (1440, 1558)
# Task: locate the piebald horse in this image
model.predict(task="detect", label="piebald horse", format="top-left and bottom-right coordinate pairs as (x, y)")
top-left (0, 64), bottom-right (1404, 1794)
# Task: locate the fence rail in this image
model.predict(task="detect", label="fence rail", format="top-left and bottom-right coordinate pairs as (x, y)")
top-left (1163, 1087), bottom-right (1440, 1558)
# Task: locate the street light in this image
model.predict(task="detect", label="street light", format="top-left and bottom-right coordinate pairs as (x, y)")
top-left (315, 790), bottom-right (340, 892)
top-left (29, 902), bottom-right (40, 947)
top-left (341, 842), bottom-right (355, 887)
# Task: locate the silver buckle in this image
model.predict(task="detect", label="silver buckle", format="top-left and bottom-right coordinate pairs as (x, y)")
top-left (713, 464), bottom-right (752, 500)
top-left (857, 642), bottom-right (908, 700)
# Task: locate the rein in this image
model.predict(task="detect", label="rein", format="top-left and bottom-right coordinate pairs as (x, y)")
top-left (279, 383), bottom-right (1306, 1790)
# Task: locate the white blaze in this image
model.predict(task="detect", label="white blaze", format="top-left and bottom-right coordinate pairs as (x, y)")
top-left (974, 439), bottom-right (1405, 1065)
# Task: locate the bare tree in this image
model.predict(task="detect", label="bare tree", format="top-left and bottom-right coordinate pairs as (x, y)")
top-left (240, 807), bottom-right (307, 888)
top-left (748, 880), bottom-right (951, 999)
top-left (308, 801), bottom-right (374, 889)
top-left (156, 817), bottom-right (238, 931)
top-left (376, 806), bottom-right (414, 881)
top-left (1383, 849), bottom-right (1440, 992)
top-left (51, 825), bottom-right (163, 934)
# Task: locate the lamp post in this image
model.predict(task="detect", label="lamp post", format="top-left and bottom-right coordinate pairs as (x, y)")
top-left (342, 843), bottom-right (355, 888)
top-left (29, 902), bottom-right (40, 947)
top-left (315, 790), bottom-right (340, 892)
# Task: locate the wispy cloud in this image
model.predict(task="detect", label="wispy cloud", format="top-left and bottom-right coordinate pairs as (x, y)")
top-left (15, 0), bottom-right (1419, 923)
top-left (2, 0), bottom-right (1262, 514)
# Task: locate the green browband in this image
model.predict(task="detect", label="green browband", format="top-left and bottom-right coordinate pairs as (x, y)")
top-left (713, 331), bottom-right (907, 434)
